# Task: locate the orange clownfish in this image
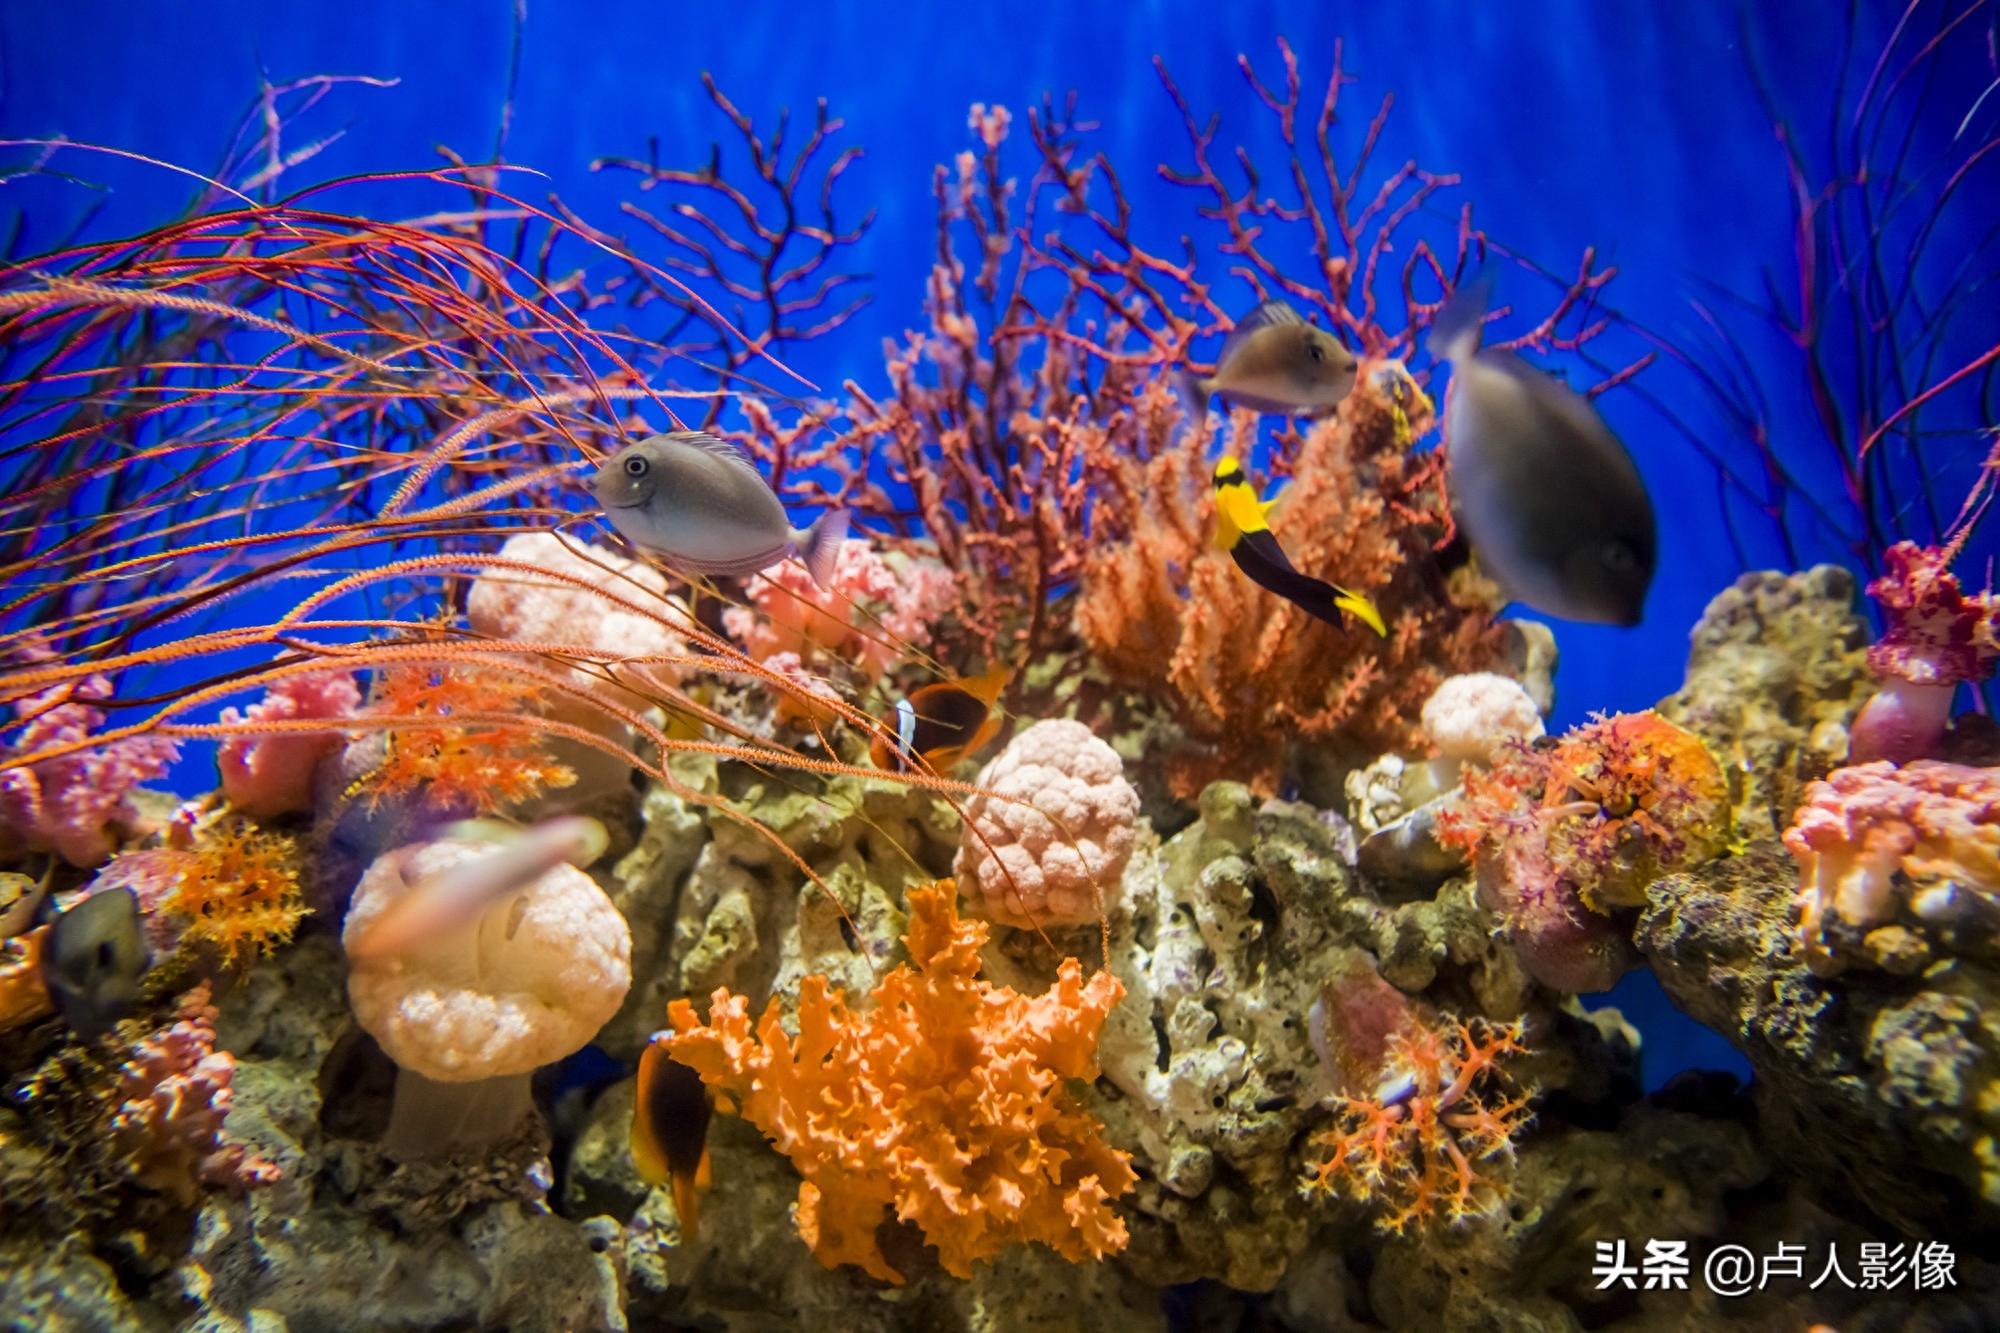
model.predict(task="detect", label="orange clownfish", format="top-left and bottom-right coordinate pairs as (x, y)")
top-left (631, 1037), bottom-right (713, 1243)
top-left (869, 661), bottom-right (1011, 774)
top-left (1212, 456), bottom-right (1386, 636)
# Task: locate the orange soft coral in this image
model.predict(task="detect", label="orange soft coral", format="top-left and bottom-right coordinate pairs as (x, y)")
top-left (1075, 372), bottom-right (1508, 798)
top-left (1302, 1015), bottom-right (1532, 1233)
top-left (663, 882), bottom-right (1134, 1282)
top-left (160, 815), bottom-right (307, 966)
top-left (357, 663), bottom-right (575, 812)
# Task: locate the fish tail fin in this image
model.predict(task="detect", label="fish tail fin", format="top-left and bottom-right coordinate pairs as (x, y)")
top-left (1334, 586), bottom-right (1388, 637)
top-left (672, 1170), bottom-right (702, 1245)
top-left (797, 508), bottom-right (851, 590)
top-left (1177, 368), bottom-right (1213, 418)
top-left (1426, 274), bottom-right (1492, 364)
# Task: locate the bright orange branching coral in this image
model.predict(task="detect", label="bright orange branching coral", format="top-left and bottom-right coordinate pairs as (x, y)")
top-left (357, 664), bottom-right (576, 813)
top-left (1077, 373), bottom-right (1507, 797)
top-left (663, 882), bottom-right (1134, 1282)
top-left (1302, 1015), bottom-right (1532, 1233)
top-left (97, 812), bottom-right (308, 967)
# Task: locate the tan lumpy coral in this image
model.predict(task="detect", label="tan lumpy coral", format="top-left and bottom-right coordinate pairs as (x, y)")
top-left (953, 719), bottom-right (1141, 927)
top-left (344, 837), bottom-right (631, 1081)
top-left (663, 883), bottom-right (1133, 1282)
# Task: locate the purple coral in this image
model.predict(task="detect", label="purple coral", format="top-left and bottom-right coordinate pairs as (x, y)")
top-left (0, 675), bottom-right (179, 867)
top-left (110, 982), bottom-right (281, 1205)
top-left (217, 668), bottom-right (361, 818)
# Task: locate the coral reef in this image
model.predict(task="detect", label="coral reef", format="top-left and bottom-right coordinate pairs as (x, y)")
top-left (1656, 565), bottom-right (1871, 840)
top-left (1076, 378), bottom-right (1510, 798)
top-left (352, 663), bottom-right (578, 814)
top-left (1435, 711), bottom-right (1728, 992)
top-left (217, 669), bottom-right (362, 819)
top-left (954, 718), bottom-right (1142, 928)
top-left (1850, 540), bottom-right (2000, 764)
top-left (663, 883), bottom-right (1133, 1282)
top-left (1783, 759), bottom-right (2000, 975)
top-left (724, 537), bottom-right (956, 675)
top-left (149, 814), bottom-right (309, 967)
top-left (1638, 839), bottom-right (2000, 1236)
top-left (1302, 998), bottom-right (1534, 1234)
top-left (0, 674), bottom-right (178, 867)
top-left (109, 982), bottom-right (282, 1205)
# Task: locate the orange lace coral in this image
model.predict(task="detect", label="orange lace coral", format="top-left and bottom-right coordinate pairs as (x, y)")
top-left (357, 663), bottom-right (575, 812)
top-left (662, 882), bottom-right (1134, 1282)
top-left (1302, 1014), bottom-right (1532, 1233)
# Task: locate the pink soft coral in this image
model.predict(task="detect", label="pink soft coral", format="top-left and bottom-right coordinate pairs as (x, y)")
top-left (1850, 542), bottom-right (2000, 764)
top-left (724, 538), bottom-right (955, 674)
top-left (217, 669), bottom-right (361, 818)
top-left (1783, 759), bottom-right (2000, 974)
top-left (110, 982), bottom-right (282, 1205)
top-left (953, 719), bottom-right (1141, 928)
top-left (0, 675), bottom-right (179, 866)
top-left (663, 883), bottom-right (1133, 1282)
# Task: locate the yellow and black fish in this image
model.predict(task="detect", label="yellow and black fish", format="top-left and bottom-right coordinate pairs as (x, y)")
top-left (631, 1037), bottom-right (713, 1244)
top-left (869, 661), bottom-right (1011, 773)
top-left (1212, 457), bottom-right (1387, 636)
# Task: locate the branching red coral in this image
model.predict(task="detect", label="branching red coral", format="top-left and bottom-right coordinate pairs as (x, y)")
top-left (354, 663), bottom-right (577, 814)
top-left (663, 882), bottom-right (1133, 1282)
top-left (1302, 1014), bottom-right (1532, 1233)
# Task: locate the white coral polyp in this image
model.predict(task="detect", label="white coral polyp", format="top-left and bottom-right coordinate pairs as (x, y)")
top-left (954, 719), bottom-right (1141, 928)
top-left (1421, 672), bottom-right (1545, 767)
top-left (345, 838), bottom-right (632, 1081)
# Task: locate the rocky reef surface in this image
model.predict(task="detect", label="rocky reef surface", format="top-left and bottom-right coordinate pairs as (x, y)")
top-left (8, 565), bottom-right (2000, 1332)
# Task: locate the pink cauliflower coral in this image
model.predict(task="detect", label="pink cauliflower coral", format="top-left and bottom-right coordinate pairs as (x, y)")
top-left (0, 676), bottom-right (178, 867)
top-left (1783, 759), bottom-right (2000, 974)
top-left (953, 719), bottom-right (1141, 928)
top-left (111, 982), bottom-right (281, 1205)
top-left (467, 531), bottom-right (699, 706)
top-left (217, 669), bottom-right (361, 818)
top-left (724, 538), bottom-right (955, 675)
top-left (1850, 542), bottom-right (2000, 764)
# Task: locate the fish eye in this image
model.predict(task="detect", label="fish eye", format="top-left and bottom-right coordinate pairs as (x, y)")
top-left (1307, 342), bottom-right (1325, 363)
top-left (1601, 540), bottom-right (1638, 573)
top-left (623, 455), bottom-right (649, 477)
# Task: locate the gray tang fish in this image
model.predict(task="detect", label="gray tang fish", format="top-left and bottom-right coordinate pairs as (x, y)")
top-left (1183, 300), bottom-right (1360, 417)
top-left (40, 887), bottom-right (149, 1038)
top-left (591, 431), bottom-right (850, 590)
top-left (1428, 281), bottom-right (1656, 627)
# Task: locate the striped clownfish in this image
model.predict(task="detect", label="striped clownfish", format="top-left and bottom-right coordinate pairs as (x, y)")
top-left (1211, 456), bottom-right (1387, 636)
top-left (631, 1037), bottom-right (714, 1244)
top-left (869, 661), bottom-right (1011, 774)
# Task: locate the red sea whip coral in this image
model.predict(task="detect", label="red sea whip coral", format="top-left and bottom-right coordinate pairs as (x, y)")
top-left (1848, 541), bottom-right (2000, 764)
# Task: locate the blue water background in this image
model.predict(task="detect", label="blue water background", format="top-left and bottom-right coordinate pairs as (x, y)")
top-left (4, 1), bottom-right (1993, 1088)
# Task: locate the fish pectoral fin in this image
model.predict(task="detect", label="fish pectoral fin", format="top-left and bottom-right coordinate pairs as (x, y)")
top-left (1334, 587), bottom-right (1388, 637)
top-left (695, 1146), bottom-right (712, 1190)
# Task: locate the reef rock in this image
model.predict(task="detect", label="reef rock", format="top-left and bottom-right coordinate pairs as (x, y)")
top-left (1656, 566), bottom-right (1871, 841)
top-left (1638, 838), bottom-right (2000, 1235)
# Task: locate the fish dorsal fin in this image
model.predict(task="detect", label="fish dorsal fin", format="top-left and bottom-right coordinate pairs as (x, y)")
top-left (1219, 300), bottom-right (1305, 365)
top-left (660, 430), bottom-right (768, 484)
top-left (956, 660), bottom-right (1013, 704)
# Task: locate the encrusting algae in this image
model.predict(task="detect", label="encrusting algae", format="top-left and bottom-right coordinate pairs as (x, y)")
top-left (660, 882), bottom-right (1134, 1282)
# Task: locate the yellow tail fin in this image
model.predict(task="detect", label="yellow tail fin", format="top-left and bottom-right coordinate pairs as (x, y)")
top-left (1336, 588), bottom-right (1388, 637)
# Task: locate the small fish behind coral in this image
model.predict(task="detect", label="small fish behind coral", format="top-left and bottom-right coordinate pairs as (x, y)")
top-left (1182, 300), bottom-right (1359, 417)
top-left (1428, 278), bottom-right (1656, 626)
top-left (631, 1037), bottom-right (714, 1244)
top-left (1212, 457), bottom-right (1386, 635)
top-left (40, 886), bottom-right (149, 1038)
top-left (591, 430), bottom-right (850, 590)
top-left (870, 661), bottom-right (1012, 773)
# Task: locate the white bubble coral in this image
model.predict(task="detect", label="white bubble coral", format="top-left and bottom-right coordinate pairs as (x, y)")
top-left (953, 720), bottom-right (1141, 928)
top-left (1420, 672), bottom-right (1546, 790)
top-left (467, 531), bottom-right (697, 706)
top-left (344, 836), bottom-right (631, 1155)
